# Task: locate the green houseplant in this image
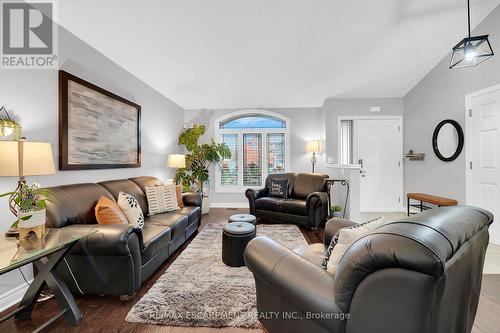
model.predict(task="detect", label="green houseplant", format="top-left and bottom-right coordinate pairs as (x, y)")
top-left (175, 125), bottom-right (231, 210)
top-left (0, 183), bottom-right (51, 228)
top-left (331, 205), bottom-right (343, 218)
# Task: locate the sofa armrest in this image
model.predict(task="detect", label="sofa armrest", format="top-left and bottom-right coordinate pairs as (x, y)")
top-left (306, 191), bottom-right (328, 209)
top-left (245, 188), bottom-right (268, 215)
top-left (324, 218), bottom-right (358, 247)
top-left (55, 224), bottom-right (143, 256)
top-left (245, 237), bottom-right (340, 318)
top-left (182, 192), bottom-right (203, 207)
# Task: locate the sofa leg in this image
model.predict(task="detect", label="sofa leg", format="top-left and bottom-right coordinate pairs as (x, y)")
top-left (310, 226), bottom-right (319, 231)
top-left (119, 293), bottom-right (136, 301)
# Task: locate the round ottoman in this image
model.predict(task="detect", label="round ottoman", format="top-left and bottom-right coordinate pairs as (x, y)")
top-left (228, 213), bottom-right (257, 225)
top-left (222, 222), bottom-right (256, 267)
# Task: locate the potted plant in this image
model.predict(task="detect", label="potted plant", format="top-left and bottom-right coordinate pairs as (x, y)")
top-left (1, 183), bottom-right (51, 249)
top-left (331, 205), bottom-right (343, 218)
top-left (175, 125), bottom-right (231, 214)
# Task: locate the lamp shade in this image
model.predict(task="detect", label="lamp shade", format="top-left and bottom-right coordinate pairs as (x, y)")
top-left (0, 141), bottom-right (55, 177)
top-left (306, 140), bottom-right (321, 153)
top-left (167, 154), bottom-right (186, 168)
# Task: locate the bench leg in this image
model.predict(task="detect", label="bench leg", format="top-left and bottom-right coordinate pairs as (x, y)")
top-left (420, 201), bottom-right (423, 213)
top-left (407, 197), bottom-right (410, 216)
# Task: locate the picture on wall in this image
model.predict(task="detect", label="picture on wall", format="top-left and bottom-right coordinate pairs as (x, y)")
top-left (59, 70), bottom-right (141, 170)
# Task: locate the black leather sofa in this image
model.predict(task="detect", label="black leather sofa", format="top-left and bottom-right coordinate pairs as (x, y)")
top-left (45, 176), bottom-right (202, 298)
top-left (245, 206), bottom-right (494, 333)
top-left (245, 173), bottom-right (329, 229)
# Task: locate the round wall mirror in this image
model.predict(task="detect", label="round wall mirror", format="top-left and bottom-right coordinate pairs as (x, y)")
top-left (432, 119), bottom-right (464, 162)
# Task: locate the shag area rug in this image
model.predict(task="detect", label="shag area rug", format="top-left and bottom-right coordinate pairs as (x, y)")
top-left (125, 223), bottom-right (307, 328)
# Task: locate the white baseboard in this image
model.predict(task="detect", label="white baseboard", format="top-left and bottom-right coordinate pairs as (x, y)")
top-left (0, 281), bottom-right (31, 312)
top-left (210, 202), bottom-right (248, 209)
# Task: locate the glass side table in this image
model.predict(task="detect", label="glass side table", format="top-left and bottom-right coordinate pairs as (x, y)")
top-left (0, 228), bottom-right (96, 331)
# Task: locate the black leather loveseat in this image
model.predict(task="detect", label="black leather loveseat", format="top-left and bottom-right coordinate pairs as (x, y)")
top-left (245, 206), bottom-right (494, 333)
top-left (45, 176), bottom-right (201, 298)
top-left (245, 173), bottom-right (329, 229)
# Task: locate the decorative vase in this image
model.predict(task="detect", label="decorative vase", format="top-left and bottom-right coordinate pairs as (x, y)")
top-left (18, 209), bottom-right (46, 250)
top-left (333, 211), bottom-right (343, 218)
top-left (202, 195), bottom-right (211, 215)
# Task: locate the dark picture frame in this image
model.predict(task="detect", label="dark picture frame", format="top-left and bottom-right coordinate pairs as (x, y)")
top-left (59, 70), bottom-right (141, 170)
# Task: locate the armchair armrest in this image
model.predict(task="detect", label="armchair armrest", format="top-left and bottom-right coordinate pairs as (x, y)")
top-left (324, 218), bottom-right (358, 247)
top-left (245, 237), bottom-right (341, 319)
top-left (182, 192), bottom-right (203, 207)
top-left (55, 224), bottom-right (143, 256)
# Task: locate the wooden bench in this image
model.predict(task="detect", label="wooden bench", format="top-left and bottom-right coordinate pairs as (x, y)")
top-left (407, 193), bottom-right (457, 216)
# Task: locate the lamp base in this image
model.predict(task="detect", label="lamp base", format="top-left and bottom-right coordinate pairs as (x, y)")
top-left (311, 153), bottom-right (317, 173)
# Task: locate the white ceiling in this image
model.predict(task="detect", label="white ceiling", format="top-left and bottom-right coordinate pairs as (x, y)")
top-left (58, 0), bottom-right (500, 109)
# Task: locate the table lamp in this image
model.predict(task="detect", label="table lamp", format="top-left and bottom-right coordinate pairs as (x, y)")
top-left (306, 140), bottom-right (321, 173)
top-left (0, 139), bottom-right (56, 217)
top-left (167, 154), bottom-right (186, 184)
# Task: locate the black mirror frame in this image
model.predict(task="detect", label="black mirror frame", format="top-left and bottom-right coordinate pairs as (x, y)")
top-left (432, 119), bottom-right (464, 162)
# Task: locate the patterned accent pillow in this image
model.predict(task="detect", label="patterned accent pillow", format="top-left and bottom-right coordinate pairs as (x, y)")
top-left (117, 191), bottom-right (145, 228)
top-left (269, 178), bottom-right (288, 199)
top-left (145, 184), bottom-right (180, 216)
top-left (321, 217), bottom-right (385, 270)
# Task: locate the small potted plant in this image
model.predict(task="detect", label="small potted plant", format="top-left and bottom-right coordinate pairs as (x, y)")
top-left (331, 205), bottom-right (343, 218)
top-left (1, 183), bottom-right (51, 249)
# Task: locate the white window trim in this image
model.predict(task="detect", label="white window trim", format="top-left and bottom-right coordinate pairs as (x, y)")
top-left (215, 110), bottom-right (291, 193)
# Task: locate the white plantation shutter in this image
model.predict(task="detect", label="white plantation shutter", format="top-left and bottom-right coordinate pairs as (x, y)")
top-left (267, 133), bottom-right (285, 173)
top-left (243, 133), bottom-right (262, 186)
top-left (221, 134), bottom-right (238, 186)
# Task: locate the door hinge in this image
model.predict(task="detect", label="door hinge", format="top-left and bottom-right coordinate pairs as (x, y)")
top-left (398, 161), bottom-right (401, 167)
top-left (397, 126), bottom-right (401, 132)
top-left (469, 161), bottom-right (473, 169)
top-left (469, 109), bottom-right (472, 117)
top-left (398, 197), bottom-right (401, 203)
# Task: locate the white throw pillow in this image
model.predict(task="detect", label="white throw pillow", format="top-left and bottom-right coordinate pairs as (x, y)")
top-left (117, 191), bottom-right (145, 228)
top-left (326, 217), bottom-right (386, 275)
top-left (145, 183), bottom-right (179, 216)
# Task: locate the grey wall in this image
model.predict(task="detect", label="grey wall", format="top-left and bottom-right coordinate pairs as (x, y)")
top-left (403, 5), bottom-right (500, 204)
top-left (0, 26), bottom-right (184, 309)
top-left (323, 98), bottom-right (404, 163)
top-left (184, 107), bottom-right (326, 205)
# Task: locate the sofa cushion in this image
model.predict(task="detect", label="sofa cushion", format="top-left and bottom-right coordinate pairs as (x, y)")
top-left (292, 173), bottom-right (328, 199)
top-left (145, 213), bottom-right (189, 240)
top-left (265, 173), bottom-right (296, 198)
top-left (99, 179), bottom-right (149, 214)
top-left (279, 199), bottom-right (307, 216)
top-left (177, 206), bottom-right (201, 225)
top-left (46, 183), bottom-right (115, 228)
top-left (255, 197), bottom-right (282, 212)
top-left (141, 224), bottom-right (172, 264)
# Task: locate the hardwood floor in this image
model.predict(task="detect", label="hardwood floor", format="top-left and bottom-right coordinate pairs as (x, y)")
top-left (0, 208), bottom-right (498, 332)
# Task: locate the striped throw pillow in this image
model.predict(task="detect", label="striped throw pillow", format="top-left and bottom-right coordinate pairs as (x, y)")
top-left (145, 184), bottom-right (180, 216)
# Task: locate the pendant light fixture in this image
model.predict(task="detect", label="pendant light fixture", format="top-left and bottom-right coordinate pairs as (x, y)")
top-left (450, 0), bottom-right (494, 69)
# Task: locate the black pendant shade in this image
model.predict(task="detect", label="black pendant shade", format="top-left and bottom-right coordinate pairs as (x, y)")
top-left (449, 0), bottom-right (494, 69)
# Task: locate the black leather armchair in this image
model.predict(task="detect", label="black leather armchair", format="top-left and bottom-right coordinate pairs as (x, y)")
top-left (245, 206), bottom-right (494, 333)
top-left (245, 173), bottom-right (329, 229)
top-left (46, 177), bottom-right (202, 298)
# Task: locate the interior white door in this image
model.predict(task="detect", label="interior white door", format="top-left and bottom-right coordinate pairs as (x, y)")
top-left (469, 87), bottom-right (500, 244)
top-left (356, 118), bottom-right (402, 212)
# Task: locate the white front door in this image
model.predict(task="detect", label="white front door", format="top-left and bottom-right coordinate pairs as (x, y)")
top-left (468, 86), bottom-right (500, 244)
top-left (356, 118), bottom-right (402, 212)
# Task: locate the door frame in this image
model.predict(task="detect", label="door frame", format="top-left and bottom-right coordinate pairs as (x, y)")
top-left (337, 115), bottom-right (404, 212)
top-left (465, 83), bottom-right (500, 205)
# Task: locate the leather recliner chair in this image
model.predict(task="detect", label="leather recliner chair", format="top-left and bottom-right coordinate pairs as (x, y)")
top-left (245, 206), bottom-right (494, 333)
top-left (45, 176), bottom-right (202, 298)
top-left (245, 173), bottom-right (329, 229)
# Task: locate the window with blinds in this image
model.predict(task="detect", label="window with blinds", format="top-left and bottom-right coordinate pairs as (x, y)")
top-left (267, 133), bottom-right (285, 173)
top-left (216, 112), bottom-right (289, 191)
top-left (243, 133), bottom-right (262, 186)
top-left (221, 134), bottom-right (238, 186)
